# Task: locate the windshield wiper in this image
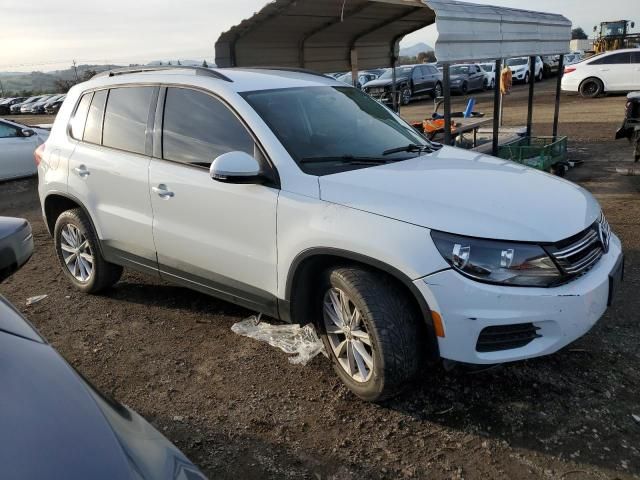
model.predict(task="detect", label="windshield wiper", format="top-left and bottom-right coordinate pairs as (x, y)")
top-left (300, 155), bottom-right (392, 164)
top-left (382, 143), bottom-right (441, 156)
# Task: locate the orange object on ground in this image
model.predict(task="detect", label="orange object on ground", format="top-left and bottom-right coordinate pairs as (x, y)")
top-left (423, 118), bottom-right (457, 135)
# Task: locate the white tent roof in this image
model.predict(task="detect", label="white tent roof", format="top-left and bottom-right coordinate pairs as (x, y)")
top-left (215, 0), bottom-right (571, 72)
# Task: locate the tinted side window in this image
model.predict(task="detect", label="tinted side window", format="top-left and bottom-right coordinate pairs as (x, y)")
top-left (0, 121), bottom-right (19, 138)
top-left (70, 93), bottom-right (92, 140)
top-left (428, 65), bottom-right (439, 75)
top-left (591, 53), bottom-right (631, 65)
top-left (412, 68), bottom-right (422, 80)
top-left (83, 90), bottom-right (107, 145)
top-left (162, 88), bottom-right (254, 167)
top-left (103, 87), bottom-right (154, 155)
top-left (632, 52), bottom-right (640, 64)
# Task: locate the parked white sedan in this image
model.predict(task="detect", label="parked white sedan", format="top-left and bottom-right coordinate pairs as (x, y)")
top-left (562, 48), bottom-right (640, 98)
top-left (0, 118), bottom-right (49, 181)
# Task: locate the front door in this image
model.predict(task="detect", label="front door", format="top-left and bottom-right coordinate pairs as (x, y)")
top-left (149, 87), bottom-right (279, 314)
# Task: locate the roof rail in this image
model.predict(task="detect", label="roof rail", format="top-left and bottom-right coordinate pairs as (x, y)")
top-left (244, 66), bottom-right (332, 79)
top-left (92, 65), bottom-right (233, 82)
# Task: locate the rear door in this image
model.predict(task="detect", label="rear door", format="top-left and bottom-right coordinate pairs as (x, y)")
top-left (411, 67), bottom-right (427, 93)
top-left (148, 87), bottom-right (279, 313)
top-left (66, 86), bottom-right (157, 269)
top-left (0, 120), bottom-right (39, 180)
top-left (589, 52), bottom-right (633, 91)
top-left (470, 65), bottom-right (484, 89)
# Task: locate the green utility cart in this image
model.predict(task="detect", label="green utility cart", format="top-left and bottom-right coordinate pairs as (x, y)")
top-left (497, 136), bottom-right (569, 175)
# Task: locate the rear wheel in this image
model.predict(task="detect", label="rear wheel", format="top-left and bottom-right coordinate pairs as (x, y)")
top-left (54, 209), bottom-right (123, 293)
top-left (317, 267), bottom-right (422, 402)
top-left (579, 78), bottom-right (603, 98)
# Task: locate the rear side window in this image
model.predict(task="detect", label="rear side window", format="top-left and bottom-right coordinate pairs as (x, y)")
top-left (103, 87), bottom-right (154, 155)
top-left (590, 52), bottom-right (631, 65)
top-left (83, 90), bottom-right (107, 145)
top-left (70, 93), bottom-right (92, 140)
top-left (162, 87), bottom-right (254, 167)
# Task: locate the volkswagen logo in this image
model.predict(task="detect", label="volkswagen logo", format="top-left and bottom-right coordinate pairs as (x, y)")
top-left (598, 220), bottom-right (610, 253)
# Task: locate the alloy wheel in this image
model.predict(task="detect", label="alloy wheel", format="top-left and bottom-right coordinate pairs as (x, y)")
top-left (323, 287), bottom-right (374, 383)
top-left (434, 83), bottom-right (443, 97)
top-left (401, 89), bottom-right (411, 105)
top-left (60, 224), bottom-right (94, 282)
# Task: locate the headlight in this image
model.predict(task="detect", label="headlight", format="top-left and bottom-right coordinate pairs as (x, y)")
top-left (431, 231), bottom-right (562, 287)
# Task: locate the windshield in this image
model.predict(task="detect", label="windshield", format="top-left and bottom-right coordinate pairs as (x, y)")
top-left (242, 86), bottom-right (431, 175)
top-left (378, 66), bottom-right (413, 79)
top-left (451, 65), bottom-right (470, 75)
top-left (506, 58), bottom-right (528, 66)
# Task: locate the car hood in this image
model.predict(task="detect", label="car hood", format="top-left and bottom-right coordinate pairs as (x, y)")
top-left (0, 301), bottom-right (205, 479)
top-left (318, 146), bottom-right (600, 242)
top-left (363, 75), bottom-right (410, 88)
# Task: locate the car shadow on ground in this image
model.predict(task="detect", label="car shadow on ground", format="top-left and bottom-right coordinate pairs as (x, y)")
top-left (105, 271), bottom-right (639, 477)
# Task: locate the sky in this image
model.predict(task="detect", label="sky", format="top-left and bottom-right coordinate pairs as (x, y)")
top-left (0, 0), bottom-right (636, 72)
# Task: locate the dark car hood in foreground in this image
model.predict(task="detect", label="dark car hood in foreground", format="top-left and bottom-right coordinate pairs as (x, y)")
top-left (0, 298), bottom-right (205, 480)
top-left (363, 75), bottom-right (410, 88)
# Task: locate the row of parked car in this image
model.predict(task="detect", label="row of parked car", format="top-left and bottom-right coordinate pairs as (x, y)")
top-left (335, 56), bottom-right (553, 106)
top-left (0, 93), bottom-right (66, 115)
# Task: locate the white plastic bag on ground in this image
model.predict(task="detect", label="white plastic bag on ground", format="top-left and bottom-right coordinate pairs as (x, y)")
top-left (231, 314), bottom-right (326, 365)
top-left (26, 294), bottom-right (48, 305)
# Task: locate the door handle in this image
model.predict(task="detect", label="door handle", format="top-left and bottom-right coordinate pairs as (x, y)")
top-left (73, 165), bottom-right (90, 177)
top-left (152, 184), bottom-right (174, 198)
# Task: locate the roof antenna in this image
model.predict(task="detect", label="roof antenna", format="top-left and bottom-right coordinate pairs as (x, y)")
top-left (340, 0), bottom-right (347, 22)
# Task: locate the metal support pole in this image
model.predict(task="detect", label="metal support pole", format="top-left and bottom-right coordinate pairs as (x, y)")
top-left (391, 58), bottom-right (398, 112)
top-left (350, 49), bottom-right (358, 88)
top-left (492, 58), bottom-right (502, 156)
top-left (526, 56), bottom-right (536, 137)
top-left (443, 63), bottom-right (452, 145)
top-left (553, 54), bottom-right (565, 139)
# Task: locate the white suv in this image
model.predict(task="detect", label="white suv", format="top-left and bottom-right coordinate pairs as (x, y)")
top-left (37, 66), bottom-right (623, 401)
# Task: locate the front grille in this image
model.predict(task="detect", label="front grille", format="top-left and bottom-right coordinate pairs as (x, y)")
top-left (548, 213), bottom-right (610, 279)
top-left (476, 323), bottom-right (541, 352)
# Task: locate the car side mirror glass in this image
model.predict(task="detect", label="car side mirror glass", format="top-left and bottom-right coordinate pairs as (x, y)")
top-left (20, 129), bottom-right (35, 138)
top-left (209, 151), bottom-right (264, 184)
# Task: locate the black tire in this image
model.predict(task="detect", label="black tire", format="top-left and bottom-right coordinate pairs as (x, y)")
top-left (400, 87), bottom-right (412, 105)
top-left (524, 72), bottom-right (530, 84)
top-left (317, 267), bottom-right (422, 402)
top-left (432, 82), bottom-right (443, 99)
top-left (54, 208), bottom-right (123, 293)
top-left (537, 70), bottom-right (543, 82)
top-left (460, 82), bottom-right (468, 94)
top-left (579, 78), bottom-right (604, 98)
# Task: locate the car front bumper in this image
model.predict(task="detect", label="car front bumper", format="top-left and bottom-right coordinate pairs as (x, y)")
top-left (414, 233), bottom-right (623, 364)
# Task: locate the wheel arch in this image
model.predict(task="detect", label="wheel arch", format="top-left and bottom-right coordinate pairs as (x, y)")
top-left (283, 248), bottom-right (440, 359)
top-left (43, 192), bottom-right (102, 250)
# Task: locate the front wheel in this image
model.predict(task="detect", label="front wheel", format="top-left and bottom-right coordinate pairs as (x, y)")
top-left (400, 87), bottom-right (412, 105)
top-left (524, 72), bottom-right (530, 84)
top-left (460, 82), bottom-right (468, 94)
top-left (432, 82), bottom-right (443, 99)
top-left (54, 209), bottom-right (123, 293)
top-left (318, 267), bottom-right (422, 402)
top-left (537, 70), bottom-right (544, 81)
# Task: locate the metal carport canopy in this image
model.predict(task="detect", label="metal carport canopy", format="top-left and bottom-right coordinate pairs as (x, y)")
top-left (214, 0), bottom-right (571, 72)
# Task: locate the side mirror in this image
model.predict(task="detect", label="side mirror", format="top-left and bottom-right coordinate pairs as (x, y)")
top-left (0, 217), bottom-right (34, 283)
top-left (209, 151), bottom-right (264, 184)
top-left (20, 129), bottom-right (35, 138)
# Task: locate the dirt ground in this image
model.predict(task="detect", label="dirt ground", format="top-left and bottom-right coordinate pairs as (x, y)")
top-left (1, 79), bottom-right (639, 479)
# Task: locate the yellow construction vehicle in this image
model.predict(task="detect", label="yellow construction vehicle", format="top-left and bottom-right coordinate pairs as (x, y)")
top-left (593, 20), bottom-right (640, 53)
